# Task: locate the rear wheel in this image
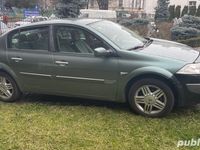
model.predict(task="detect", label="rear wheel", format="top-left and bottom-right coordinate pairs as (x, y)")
top-left (0, 72), bottom-right (21, 102)
top-left (128, 78), bottom-right (174, 117)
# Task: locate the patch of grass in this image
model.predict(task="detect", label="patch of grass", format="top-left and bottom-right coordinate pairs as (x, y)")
top-left (0, 95), bottom-right (200, 150)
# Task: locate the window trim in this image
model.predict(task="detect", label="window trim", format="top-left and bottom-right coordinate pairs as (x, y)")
top-left (189, 1), bottom-right (197, 7)
top-left (7, 25), bottom-right (51, 52)
top-left (132, 0), bottom-right (144, 9)
top-left (6, 29), bottom-right (19, 50)
top-left (119, 0), bottom-right (123, 7)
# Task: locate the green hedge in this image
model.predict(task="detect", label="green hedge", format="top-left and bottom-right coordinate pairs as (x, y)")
top-left (177, 36), bottom-right (200, 47)
top-left (119, 18), bottom-right (149, 27)
top-left (179, 15), bottom-right (200, 30)
top-left (171, 26), bottom-right (200, 40)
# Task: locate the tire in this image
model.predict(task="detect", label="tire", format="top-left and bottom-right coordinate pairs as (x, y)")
top-left (128, 78), bottom-right (174, 117)
top-left (0, 72), bottom-right (21, 102)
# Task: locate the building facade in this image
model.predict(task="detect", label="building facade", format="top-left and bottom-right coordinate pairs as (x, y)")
top-left (88, 0), bottom-right (200, 15)
top-left (170, 0), bottom-right (200, 10)
top-left (88, 0), bottom-right (157, 15)
top-left (40, 0), bottom-right (59, 9)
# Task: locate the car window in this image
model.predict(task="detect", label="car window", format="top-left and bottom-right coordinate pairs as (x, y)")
top-left (54, 26), bottom-right (109, 53)
top-left (8, 27), bottom-right (49, 50)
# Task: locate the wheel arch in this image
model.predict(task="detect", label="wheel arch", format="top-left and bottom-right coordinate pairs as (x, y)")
top-left (124, 69), bottom-right (182, 107)
top-left (0, 63), bottom-right (23, 92)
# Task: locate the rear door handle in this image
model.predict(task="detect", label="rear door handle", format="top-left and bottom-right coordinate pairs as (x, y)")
top-left (55, 61), bottom-right (69, 66)
top-left (11, 57), bottom-right (23, 62)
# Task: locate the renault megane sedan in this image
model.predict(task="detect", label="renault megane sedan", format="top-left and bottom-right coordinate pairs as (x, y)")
top-left (0, 19), bottom-right (200, 117)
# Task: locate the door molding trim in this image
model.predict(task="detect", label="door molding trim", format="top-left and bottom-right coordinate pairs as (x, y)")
top-left (20, 72), bottom-right (52, 77)
top-left (56, 75), bottom-right (105, 82)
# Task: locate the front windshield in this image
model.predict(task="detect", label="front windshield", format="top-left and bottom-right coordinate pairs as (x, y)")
top-left (89, 20), bottom-right (146, 50)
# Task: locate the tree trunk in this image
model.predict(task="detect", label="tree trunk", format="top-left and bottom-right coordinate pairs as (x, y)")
top-left (96, 0), bottom-right (108, 10)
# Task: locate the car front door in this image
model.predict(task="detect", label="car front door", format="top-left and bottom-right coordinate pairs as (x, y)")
top-left (51, 25), bottom-right (119, 100)
top-left (6, 26), bottom-right (54, 92)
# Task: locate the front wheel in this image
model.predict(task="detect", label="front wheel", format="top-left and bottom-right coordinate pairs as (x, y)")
top-left (128, 78), bottom-right (174, 117)
top-left (0, 72), bottom-right (21, 102)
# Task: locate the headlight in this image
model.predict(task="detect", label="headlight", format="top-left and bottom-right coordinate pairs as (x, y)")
top-left (177, 63), bottom-right (200, 74)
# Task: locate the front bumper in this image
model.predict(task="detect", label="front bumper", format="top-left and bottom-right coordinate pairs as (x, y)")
top-left (186, 84), bottom-right (200, 94)
top-left (175, 74), bottom-right (200, 106)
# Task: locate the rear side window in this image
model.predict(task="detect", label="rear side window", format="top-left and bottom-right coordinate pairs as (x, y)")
top-left (7, 26), bottom-right (49, 50)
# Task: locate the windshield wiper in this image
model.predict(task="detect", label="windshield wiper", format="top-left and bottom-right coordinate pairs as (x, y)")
top-left (144, 37), bottom-right (153, 46)
top-left (128, 45), bottom-right (144, 51)
top-left (128, 38), bottom-right (153, 51)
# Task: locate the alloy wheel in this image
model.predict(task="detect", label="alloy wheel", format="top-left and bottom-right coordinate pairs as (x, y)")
top-left (134, 85), bottom-right (167, 115)
top-left (0, 76), bottom-right (14, 100)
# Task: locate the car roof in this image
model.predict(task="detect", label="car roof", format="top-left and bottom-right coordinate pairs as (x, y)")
top-left (0, 19), bottom-right (103, 37)
top-left (14, 18), bottom-right (102, 29)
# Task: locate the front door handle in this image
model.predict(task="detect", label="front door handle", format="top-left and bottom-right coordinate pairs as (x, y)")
top-left (55, 61), bottom-right (69, 66)
top-left (11, 57), bottom-right (23, 62)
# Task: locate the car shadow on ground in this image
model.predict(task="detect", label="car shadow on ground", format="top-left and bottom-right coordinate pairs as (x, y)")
top-left (17, 94), bottom-right (130, 112)
top-left (13, 94), bottom-right (200, 118)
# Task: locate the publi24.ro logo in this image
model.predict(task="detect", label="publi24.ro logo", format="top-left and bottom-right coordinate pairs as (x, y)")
top-left (177, 138), bottom-right (200, 147)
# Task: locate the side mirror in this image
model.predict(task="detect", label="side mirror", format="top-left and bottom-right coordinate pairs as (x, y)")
top-left (94, 47), bottom-right (113, 57)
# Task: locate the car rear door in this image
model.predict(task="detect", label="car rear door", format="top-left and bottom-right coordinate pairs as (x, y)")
top-left (6, 26), bottom-right (55, 93)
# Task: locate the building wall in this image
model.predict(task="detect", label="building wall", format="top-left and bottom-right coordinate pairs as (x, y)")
top-left (88, 0), bottom-right (117, 10)
top-left (40, 0), bottom-right (58, 9)
top-left (170, 0), bottom-right (200, 10)
top-left (170, 0), bottom-right (188, 8)
top-left (88, 0), bottom-right (145, 12)
top-left (38, 0), bottom-right (200, 12)
top-left (88, 0), bottom-right (155, 14)
top-left (143, 0), bottom-right (157, 14)
top-left (87, 0), bottom-right (200, 15)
